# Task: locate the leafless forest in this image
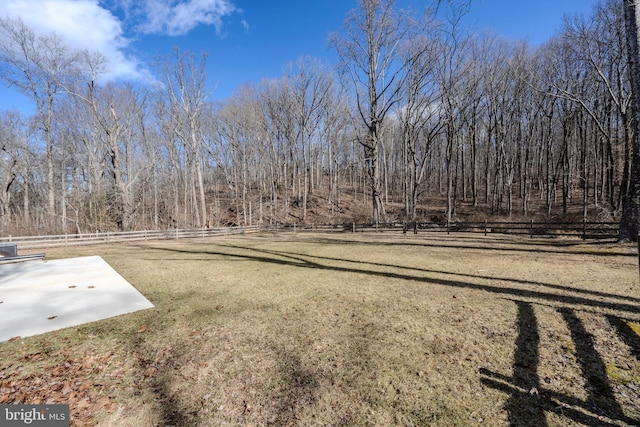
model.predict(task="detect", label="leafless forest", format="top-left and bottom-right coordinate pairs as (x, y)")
top-left (0, 0), bottom-right (636, 236)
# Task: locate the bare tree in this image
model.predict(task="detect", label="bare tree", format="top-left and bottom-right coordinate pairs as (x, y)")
top-left (620, 0), bottom-right (640, 241)
top-left (285, 56), bottom-right (334, 221)
top-left (211, 83), bottom-right (265, 225)
top-left (436, 22), bottom-right (471, 221)
top-left (0, 110), bottom-right (40, 233)
top-left (331, 0), bottom-right (411, 224)
top-left (0, 111), bottom-right (21, 232)
top-left (66, 72), bottom-right (145, 231)
top-left (162, 49), bottom-right (213, 228)
top-left (397, 10), bottom-right (444, 220)
top-left (0, 17), bottom-right (81, 228)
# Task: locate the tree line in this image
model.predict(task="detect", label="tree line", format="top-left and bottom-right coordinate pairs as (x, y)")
top-left (0, 0), bottom-right (638, 239)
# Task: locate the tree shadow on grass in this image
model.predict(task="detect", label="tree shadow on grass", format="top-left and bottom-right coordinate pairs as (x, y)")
top-left (481, 302), bottom-right (638, 426)
top-left (152, 375), bottom-right (194, 427)
top-left (141, 241), bottom-right (640, 425)
top-left (147, 243), bottom-right (640, 316)
top-left (305, 234), bottom-right (633, 257)
top-left (606, 315), bottom-right (640, 361)
top-left (215, 243), bottom-right (640, 306)
top-left (268, 346), bottom-right (322, 425)
top-left (480, 301), bottom-right (548, 426)
top-left (507, 301), bottom-right (545, 425)
top-left (121, 326), bottom-right (198, 427)
top-left (559, 308), bottom-right (626, 422)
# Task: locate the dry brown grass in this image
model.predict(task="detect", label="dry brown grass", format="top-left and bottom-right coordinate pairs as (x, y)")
top-left (1, 231), bottom-right (640, 426)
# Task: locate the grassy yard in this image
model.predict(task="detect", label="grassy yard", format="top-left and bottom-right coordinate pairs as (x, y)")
top-left (1, 231), bottom-right (639, 426)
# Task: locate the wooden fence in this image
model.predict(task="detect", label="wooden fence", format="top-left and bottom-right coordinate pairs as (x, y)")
top-left (0, 220), bottom-right (619, 251)
top-left (265, 220), bottom-right (619, 239)
top-left (0, 225), bottom-right (260, 250)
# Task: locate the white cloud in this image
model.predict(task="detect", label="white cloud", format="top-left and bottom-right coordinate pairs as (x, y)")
top-left (0, 0), bottom-right (238, 83)
top-left (137, 0), bottom-right (236, 36)
top-left (0, 0), bottom-right (145, 81)
top-left (241, 19), bottom-right (249, 32)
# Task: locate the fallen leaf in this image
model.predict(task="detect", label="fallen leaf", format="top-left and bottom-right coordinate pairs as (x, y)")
top-left (143, 366), bottom-right (157, 377)
top-left (75, 398), bottom-right (91, 410)
top-left (82, 355), bottom-right (96, 369)
top-left (136, 326), bottom-right (147, 333)
top-left (95, 396), bottom-right (112, 411)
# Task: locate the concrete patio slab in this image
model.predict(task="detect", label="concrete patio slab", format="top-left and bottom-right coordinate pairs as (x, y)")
top-left (0, 256), bottom-right (154, 342)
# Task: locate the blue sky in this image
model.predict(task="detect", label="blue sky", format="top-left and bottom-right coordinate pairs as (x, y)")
top-left (0, 0), bottom-right (598, 114)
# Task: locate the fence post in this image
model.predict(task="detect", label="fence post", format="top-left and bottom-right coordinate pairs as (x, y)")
top-left (352, 222), bottom-right (356, 233)
top-left (484, 220), bottom-right (487, 237)
top-left (530, 220), bottom-right (533, 238)
top-left (447, 221), bottom-right (450, 235)
top-left (582, 219), bottom-right (586, 240)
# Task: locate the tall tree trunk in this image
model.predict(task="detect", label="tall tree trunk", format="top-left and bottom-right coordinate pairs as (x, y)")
top-left (619, 0), bottom-right (640, 241)
top-left (364, 138), bottom-right (386, 224)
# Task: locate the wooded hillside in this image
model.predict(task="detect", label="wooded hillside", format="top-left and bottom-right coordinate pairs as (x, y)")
top-left (0, 0), bottom-right (633, 236)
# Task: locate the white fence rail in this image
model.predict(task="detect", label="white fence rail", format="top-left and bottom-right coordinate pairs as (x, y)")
top-left (0, 225), bottom-right (261, 250)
